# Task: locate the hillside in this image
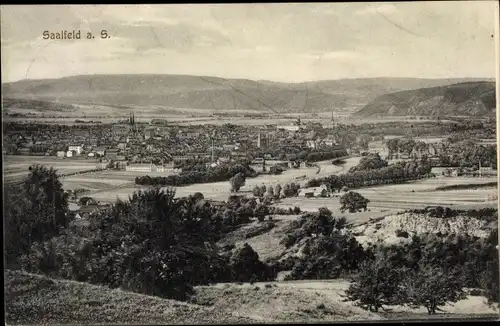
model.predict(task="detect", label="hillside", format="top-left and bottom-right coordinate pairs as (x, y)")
top-left (4, 269), bottom-right (256, 325)
top-left (354, 82), bottom-right (496, 117)
top-left (2, 75), bottom-right (494, 114)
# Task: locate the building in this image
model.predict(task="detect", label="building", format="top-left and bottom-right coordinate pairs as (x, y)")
top-left (277, 125), bottom-right (301, 132)
top-left (126, 163), bottom-right (167, 173)
top-left (306, 140), bottom-right (317, 149)
top-left (94, 147), bottom-right (106, 156)
top-left (56, 151), bottom-right (65, 158)
top-left (66, 150), bottom-right (74, 157)
top-left (298, 184), bottom-right (329, 198)
top-left (68, 145), bottom-right (83, 156)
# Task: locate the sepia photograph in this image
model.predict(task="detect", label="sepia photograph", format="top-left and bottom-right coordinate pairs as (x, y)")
top-left (2, 2), bottom-right (499, 324)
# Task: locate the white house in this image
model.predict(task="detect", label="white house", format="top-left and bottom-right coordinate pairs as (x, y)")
top-left (126, 163), bottom-right (168, 173)
top-left (298, 184), bottom-right (329, 198)
top-left (68, 145), bottom-right (83, 156)
top-left (94, 147), bottom-right (106, 156)
top-left (56, 151), bottom-right (65, 158)
top-left (277, 125), bottom-right (301, 132)
top-left (88, 152), bottom-right (95, 157)
top-left (306, 140), bottom-right (317, 149)
top-left (126, 163), bottom-right (155, 172)
top-left (66, 150), bottom-right (74, 158)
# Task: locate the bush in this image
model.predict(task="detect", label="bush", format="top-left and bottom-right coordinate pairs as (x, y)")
top-left (229, 243), bottom-right (275, 282)
top-left (395, 230), bottom-right (409, 238)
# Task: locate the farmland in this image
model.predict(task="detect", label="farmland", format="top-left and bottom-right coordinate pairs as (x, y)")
top-left (277, 176), bottom-right (497, 212)
top-left (8, 155), bottom-right (496, 218)
top-left (4, 155), bottom-right (100, 183)
top-left (85, 158), bottom-right (360, 203)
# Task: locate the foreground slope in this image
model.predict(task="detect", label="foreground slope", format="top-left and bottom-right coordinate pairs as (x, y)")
top-left (4, 270), bottom-right (255, 325)
top-left (355, 81), bottom-right (496, 117)
top-left (3, 75), bottom-right (493, 114)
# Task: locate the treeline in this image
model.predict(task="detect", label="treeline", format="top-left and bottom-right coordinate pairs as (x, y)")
top-left (135, 163), bottom-right (258, 186)
top-left (298, 149), bottom-right (349, 163)
top-left (434, 182), bottom-right (498, 192)
top-left (58, 168), bottom-right (107, 178)
top-left (344, 119), bottom-right (494, 139)
top-left (407, 206), bottom-right (498, 221)
top-left (307, 158), bottom-right (433, 191)
top-left (348, 153), bottom-right (388, 173)
top-left (436, 140), bottom-right (497, 169)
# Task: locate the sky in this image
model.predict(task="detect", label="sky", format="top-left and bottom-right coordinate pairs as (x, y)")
top-left (1, 2), bottom-right (498, 83)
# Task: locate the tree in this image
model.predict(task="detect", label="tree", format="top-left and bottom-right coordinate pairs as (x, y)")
top-left (79, 196), bottom-right (97, 206)
top-left (349, 153), bottom-right (388, 173)
top-left (229, 243), bottom-right (273, 282)
top-left (344, 251), bottom-right (404, 312)
top-left (404, 265), bottom-right (466, 314)
top-left (252, 185), bottom-right (263, 197)
top-left (5, 164), bottom-right (69, 264)
top-left (358, 134), bottom-right (372, 150)
top-left (230, 172), bottom-right (246, 192)
top-left (265, 185), bottom-right (274, 198)
top-left (480, 260), bottom-right (500, 305)
top-left (254, 203), bottom-right (269, 222)
top-left (274, 184), bottom-right (282, 199)
top-left (340, 191), bottom-right (370, 213)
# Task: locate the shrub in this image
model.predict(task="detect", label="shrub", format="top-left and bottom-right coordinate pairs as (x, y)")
top-left (229, 243), bottom-right (275, 282)
top-left (395, 230), bottom-right (409, 238)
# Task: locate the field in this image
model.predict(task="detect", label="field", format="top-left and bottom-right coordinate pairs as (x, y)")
top-left (87, 158), bottom-right (361, 203)
top-left (277, 176), bottom-right (498, 213)
top-left (4, 110), bottom-right (452, 127)
top-left (8, 154), bottom-right (497, 222)
top-left (4, 155), bottom-right (100, 183)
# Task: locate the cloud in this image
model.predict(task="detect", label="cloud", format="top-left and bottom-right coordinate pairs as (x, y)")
top-left (1, 3), bottom-right (496, 83)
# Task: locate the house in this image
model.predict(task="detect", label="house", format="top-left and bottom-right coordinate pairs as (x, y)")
top-left (172, 155), bottom-right (191, 162)
top-left (94, 147), bottom-right (106, 156)
top-left (56, 151), bottom-right (65, 158)
top-left (66, 150), bottom-right (74, 157)
top-left (68, 145), bottom-right (83, 156)
top-left (76, 204), bottom-right (110, 219)
top-left (306, 140), bottom-right (317, 149)
top-left (298, 184), bottom-right (329, 198)
top-left (298, 188), bottom-right (315, 198)
top-left (277, 125), bottom-right (301, 132)
top-left (126, 163), bottom-right (162, 172)
top-left (217, 157), bottom-right (230, 164)
top-left (252, 158), bottom-right (264, 164)
top-left (117, 143), bottom-right (127, 150)
top-left (222, 144), bottom-right (236, 151)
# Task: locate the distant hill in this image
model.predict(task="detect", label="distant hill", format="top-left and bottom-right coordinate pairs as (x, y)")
top-left (2, 74), bottom-right (495, 114)
top-left (354, 82), bottom-right (496, 117)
